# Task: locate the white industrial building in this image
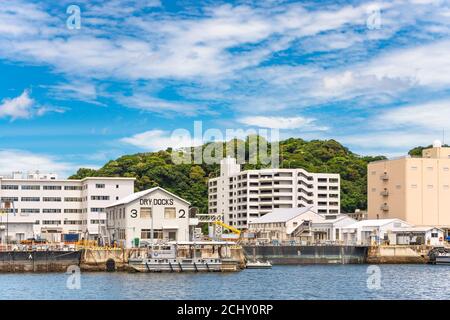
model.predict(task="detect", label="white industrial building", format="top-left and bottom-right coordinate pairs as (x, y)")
top-left (208, 157), bottom-right (340, 230)
top-left (247, 207), bottom-right (357, 244)
top-left (0, 171), bottom-right (135, 243)
top-left (105, 187), bottom-right (199, 248)
top-left (342, 219), bottom-right (412, 245)
top-left (388, 226), bottom-right (445, 246)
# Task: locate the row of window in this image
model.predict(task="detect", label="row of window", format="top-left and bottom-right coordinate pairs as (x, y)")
top-left (0, 196), bottom-right (111, 202)
top-left (38, 219), bottom-right (106, 225)
top-left (371, 184), bottom-right (450, 191)
top-left (371, 166), bottom-right (450, 176)
top-left (17, 208), bottom-right (104, 214)
top-left (107, 207), bottom-right (177, 220)
top-left (1, 184), bottom-right (118, 190)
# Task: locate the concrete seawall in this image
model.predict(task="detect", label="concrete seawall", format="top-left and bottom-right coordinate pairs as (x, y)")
top-left (366, 245), bottom-right (431, 264)
top-left (242, 245), bottom-right (369, 264)
top-left (0, 251), bottom-right (81, 272)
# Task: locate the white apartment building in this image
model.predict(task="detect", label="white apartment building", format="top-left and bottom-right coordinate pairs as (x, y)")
top-left (208, 158), bottom-right (340, 230)
top-left (0, 171), bottom-right (135, 242)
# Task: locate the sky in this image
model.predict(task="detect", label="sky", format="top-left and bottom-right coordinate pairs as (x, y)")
top-left (0, 0), bottom-right (450, 177)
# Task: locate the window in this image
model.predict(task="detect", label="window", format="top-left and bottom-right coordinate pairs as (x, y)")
top-left (91, 208), bottom-right (105, 212)
top-left (91, 195), bottom-right (110, 200)
top-left (90, 220), bottom-right (105, 224)
top-left (140, 207), bottom-right (152, 219)
top-left (65, 185), bottom-right (82, 190)
top-left (1, 185), bottom-right (18, 190)
top-left (21, 209), bottom-right (40, 213)
top-left (96, 184), bottom-right (105, 188)
top-left (1, 197), bottom-right (18, 202)
top-left (64, 220), bottom-right (83, 225)
top-left (64, 197), bottom-right (83, 202)
top-left (141, 229), bottom-right (163, 239)
top-left (168, 231), bottom-right (177, 240)
top-left (21, 185), bottom-right (40, 190)
top-left (431, 233), bottom-right (438, 238)
top-left (164, 207), bottom-right (176, 219)
top-left (42, 220), bottom-right (61, 225)
top-left (43, 197), bottom-right (61, 202)
top-left (43, 185), bottom-right (62, 190)
top-left (43, 209), bottom-right (61, 213)
top-left (64, 209), bottom-right (83, 213)
top-left (21, 197), bottom-right (40, 202)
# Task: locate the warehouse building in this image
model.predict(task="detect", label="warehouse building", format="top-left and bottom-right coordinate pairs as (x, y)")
top-left (208, 157), bottom-right (340, 230)
top-left (368, 140), bottom-right (450, 228)
top-left (105, 187), bottom-right (199, 248)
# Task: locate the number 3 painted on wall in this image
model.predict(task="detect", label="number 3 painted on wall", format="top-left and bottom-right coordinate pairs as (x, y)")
top-left (131, 209), bottom-right (137, 218)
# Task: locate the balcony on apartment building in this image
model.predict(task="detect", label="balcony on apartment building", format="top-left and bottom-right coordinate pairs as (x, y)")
top-left (380, 203), bottom-right (389, 211)
top-left (380, 189), bottom-right (389, 196)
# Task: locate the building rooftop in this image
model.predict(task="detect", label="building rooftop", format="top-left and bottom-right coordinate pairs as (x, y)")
top-left (249, 206), bottom-right (316, 224)
top-left (344, 218), bottom-right (407, 229)
top-left (107, 187), bottom-right (191, 208)
top-left (391, 226), bottom-right (444, 232)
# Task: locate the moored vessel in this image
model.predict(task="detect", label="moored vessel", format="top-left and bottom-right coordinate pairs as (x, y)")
top-left (128, 241), bottom-right (241, 272)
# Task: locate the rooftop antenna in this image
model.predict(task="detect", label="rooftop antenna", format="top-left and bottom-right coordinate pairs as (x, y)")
top-left (443, 128), bottom-right (445, 146)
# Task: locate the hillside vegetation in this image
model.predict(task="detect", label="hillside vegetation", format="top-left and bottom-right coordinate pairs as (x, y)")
top-left (70, 137), bottom-right (387, 214)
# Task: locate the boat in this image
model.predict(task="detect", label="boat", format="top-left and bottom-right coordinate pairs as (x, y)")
top-left (128, 241), bottom-right (241, 272)
top-left (435, 252), bottom-right (450, 265)
top-left (245, 246), bottom-right (272, 269)
top-left (246, 260), bottom-right (272, 269)
top-left (428, 247), bottom-right (450, 265)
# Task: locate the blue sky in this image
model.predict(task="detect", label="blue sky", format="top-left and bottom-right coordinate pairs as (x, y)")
top-left (0, 0), bottom-right (450, 177)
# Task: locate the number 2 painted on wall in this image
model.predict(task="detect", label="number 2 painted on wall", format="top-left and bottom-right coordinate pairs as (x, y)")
top-left (179, 209), bottom-right (186, 218)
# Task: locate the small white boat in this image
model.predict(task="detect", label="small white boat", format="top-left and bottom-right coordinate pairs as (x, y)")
top-left (435, 252), bottom-right (450, 265)
top-left (246, 260), bottom-right (272, 269)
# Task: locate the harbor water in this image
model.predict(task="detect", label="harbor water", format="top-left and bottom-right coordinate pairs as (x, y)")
top-left (0, 265), bottom-right (449, 300)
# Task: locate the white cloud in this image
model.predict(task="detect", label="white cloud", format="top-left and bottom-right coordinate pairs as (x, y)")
top-left (0, 90), bottom-right (35, 119)
top-left (374, 100), bottom-right (450, 129)
top-left (0, 90), bottom-right (65, 120)
top-left (0, 149), bottom-right (84, 178)
top-left (238, 116), bottom-right (328, 131)
top-left (120, 130), bottom-right (203, 151)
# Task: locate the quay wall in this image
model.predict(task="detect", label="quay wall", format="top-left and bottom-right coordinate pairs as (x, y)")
top-left (366, 245), bottom-right (431, 264)
top-left (0, 251), bottom-right (81, 272)
top-left (242, 245), bottom-right (369, 264)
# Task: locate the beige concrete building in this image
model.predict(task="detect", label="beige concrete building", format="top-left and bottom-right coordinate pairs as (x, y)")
top-left (368, 141), bottom-right (450, 228)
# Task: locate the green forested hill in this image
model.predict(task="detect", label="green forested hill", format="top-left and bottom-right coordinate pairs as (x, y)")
top-left (69, 137), bottom-right (386, 214)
